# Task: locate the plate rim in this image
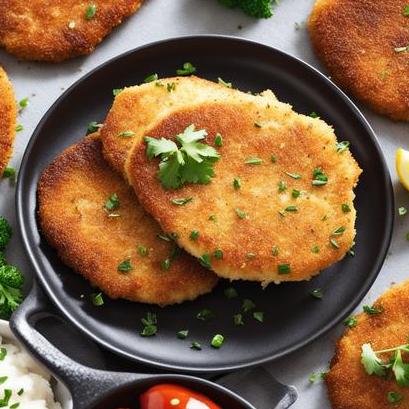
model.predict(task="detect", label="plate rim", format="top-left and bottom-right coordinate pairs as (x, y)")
top-left (15, 34), bottom-right (395, 373)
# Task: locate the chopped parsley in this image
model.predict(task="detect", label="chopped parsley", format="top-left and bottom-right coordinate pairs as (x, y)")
top-left (191, 341), bottom-right (202, 350)
top-left (278, 263), bottom-right (291, 274)
top-left (140, 312), bottom-right (157, 337)
top-left (0, 390), bottom-right (11, 407)
top-left (234, 313), bottom-right (244, 326)
top-left (137, 245), bottom-right (149, 257)
top-left (343, 316), bottom-right (358, 328)
top-left (235, 208), bottom-right (247, 219)
top-left (118, 130), bottom-right (135, 138)
top-left (162, 258), bottom-right (171, 270)
top-left (245, 157), bottom-right (263, 165)
top-left (285, 206), bottom-right (298, 212)
top-left (2, 167), bottom-right (16, 182)
top-left (167, 82), bottom-right (176, 92)
top-left (387, 391), bottom-right (403, 403)
top-left (312, 167), bottom-right (328, 186)
top-left (342, 203), bottom-right (351, 213)
top-left (218, 77), bottom-right (232, 88)
top-left (0, 348), bottom-right (7, 361)
top-left (189, 230), bottom-right (199, 241)
top-left (16, 124), bottom-right (23, 132)
top-left (278, 180), bottom-right (287, 192)
top-left (399, 206), bottom-right (408, 216)
top-left (253, 311), bottom-right (264, 322)
top-left (90, 292), bottom-right (104, 306)
top-left (211, 334), bottom-right (224, 348)
top-left (224, 287), bottom-right (238, 299)
top-left (118, 259), bottom-right (132, 273)
top-left (214, 133), bottom-right (223, 147)
top-left (330, 238), bottom-right (339, 249)
top-left (176, 62), bottom-right (196, 76)
top-left (214, 249), bottom-right (223, 260)
top-left (242, 298), bottom-right (256, 312)
top-left (233, 177), bottom-right (241, 190)
top-left (332, 226), bottom-right (346, 236)
top-left (85, 4), bottom-right (97, 20)
top-left (285, 172), bottom-right (301, 179)
top-left (144, 73), bottom-right (159, 83)
top-left (363, 305), bottom-right (383, 315)
top-left (199, 253), bottom-right (211, 269)
top-left (113, 88), bottom-right (123, 96)
top-left (311, 245), bottom-right (320, 254)
top-left (404, 5), bottom-right (409, 16)
top-left (18, 97), bottom-right (29, 111)
top-left (177, 330), bottom-right (189, 339)
top-left (170, 197), bottom-right (193, 206)
top-left (310, 288), bottom-right (323, 299)
top-left (336, 141), bottom-right (350, 153)
top-left (145, 124), bottom-right (220, 189)
top-left (104, 193), bottom-right (120, 211)
top-left (87, 121), bottom-right (102, 134)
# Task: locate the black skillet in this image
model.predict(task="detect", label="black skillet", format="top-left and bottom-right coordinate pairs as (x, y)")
top-left (10, 281), bottom-right (297, 409)
top-left (16, 36), bottom-right (394, 373)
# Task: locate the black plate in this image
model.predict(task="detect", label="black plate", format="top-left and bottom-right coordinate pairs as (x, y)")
top-left (16, 36), bottom-right (394, 373)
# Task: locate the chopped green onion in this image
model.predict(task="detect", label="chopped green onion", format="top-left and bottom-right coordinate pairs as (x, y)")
top-left (104, 193), bottom-right (120, 211)
top-left (176, 62), bottom-right (196, 76)
top-left (278, 263), bottom-right (291, 274)
top-left (292, 189), bottom-right (301, 198)
top-left (253, 311), bottom-right (264, 322)
top-left (137, 245), bottom-right (149, 257)
top-left (285, 206), bottom-right (298, 212)
top-left (113, 88), bottom-right (123, 96)
top-left (199, 253), bottom-right (211, 268)
top-left (90, 292), bottom-right (104, 306)
top-left (310, 288), bottom-right (323, 299)
top-left (214, 249), bottom-right (223, 260)
top-left (177, 330), bottom-right (189, 339)
top-left (87, 121), bottom-right (102, 134)
top-left (190, 341), bottom-right (202, 350)
top-left (16, 124), bottom-right (23, 132)
top-left (330, 238), bottom-right (339, 249)
top-left (398, 206), bottom-right (408, 216)
top-left (197, 308), bottom-right (213, 321)
top-left (85, 4), bottom-right (97, 20)
top-left (218, 77), bottom-right (232, 88)
top-left (272, 246), bottom-right (279, 256)
top-left (343, 316), bottom-right (358, 328)
top-left (189, 230), bottom-right (199, 241)
top-left (162, 258), bottom-right (171, 270)
top-left (215, 133), bottom-right (223, 147)
top-left (245, 158), bottom-right (263, 165)
top-left (278, 180), bottom-right (287, 192)
top-left (271, 155), bottom-right (277, 163)
top-left (342, 203), bottom-right (351, 213)
top-left (311, 245), bottom-right (320, 254)
top-left (336, 141), bottom-right (350, 153)
top-left (224, 287), bottom-right (238, 299)
top-left (234, 313), bottom-right (244, 326)
top-left (235, 208), bottom-right (247, 219)
top-left (285, 172), bottom-right (301, 179)
top-left (118, 130), bottom-right (135, 138)
top-left (242, 298), bottom-right (256, 312)
top-left (233, 177), bottom-right (241, 190)
top-left (332, 226), bottom-right (346, 236)
top-left (363, 305), bottom-right (383, 315)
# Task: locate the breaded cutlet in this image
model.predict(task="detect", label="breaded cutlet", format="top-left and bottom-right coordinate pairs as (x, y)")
top-left (0, 0), bottom-right (143, 62)
top-left (309, 0), bottom-right (409, 121)
top-left (37, 134), bottom-right (218, 305)
top-left (327, 280), bottom-right (409, 409)
top-left (101, 76), bottom-right (361, 285)
top-left (0, 66), bottom-right (16, 177)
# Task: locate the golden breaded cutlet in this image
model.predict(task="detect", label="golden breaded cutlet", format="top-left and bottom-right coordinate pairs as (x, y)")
top-left (326, 280), bottom-right (409, 409)
top-left (309, 0), bottom-right (409, 121)
top-left (37, 135), bottom-right (218, 305)
top-left (0, 0), bottom-right (143, 62)
top-left (0, 66), bottom-right (16, 176)
top-left (101, 76), bottom-right (362, 285)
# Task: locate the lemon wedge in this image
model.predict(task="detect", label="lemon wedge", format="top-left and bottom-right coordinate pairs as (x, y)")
top-left (396, 148), bottom-right (409, 191)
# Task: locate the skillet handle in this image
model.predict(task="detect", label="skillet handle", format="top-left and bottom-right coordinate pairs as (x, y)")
top-left (10, 280), bottom-right (149, 409)
top-left (216, 368), bottom-right (298, 409)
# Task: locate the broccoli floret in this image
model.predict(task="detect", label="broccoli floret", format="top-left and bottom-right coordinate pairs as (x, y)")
top-left (0, 265), bottom-right (24, 319)
top-left (0, 217), bottom-right (12, 251)
top-left (0, 265), bottom-right (24, 288)
top-left (0, 253), bottom-right (6, 268)
top-left (218, 0), bottom-right (274, 18)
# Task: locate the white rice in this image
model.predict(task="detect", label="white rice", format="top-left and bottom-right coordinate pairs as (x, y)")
top-left (0, 336), bottom-right (61, 409)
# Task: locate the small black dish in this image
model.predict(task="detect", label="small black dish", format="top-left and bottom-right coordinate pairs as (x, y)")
top-left (16, 35), bottom-right (394, 373)
top-left (10, 282), bottom-right (297, 409)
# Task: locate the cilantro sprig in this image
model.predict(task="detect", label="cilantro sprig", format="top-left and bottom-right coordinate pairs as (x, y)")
top-left (361, 343), bottom-right (409, 386)
top-left (145, 124), bottom-right (220, 189)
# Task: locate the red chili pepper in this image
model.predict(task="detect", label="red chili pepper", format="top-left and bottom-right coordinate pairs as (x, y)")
top-left (139, 383), bottom-right (222, 409)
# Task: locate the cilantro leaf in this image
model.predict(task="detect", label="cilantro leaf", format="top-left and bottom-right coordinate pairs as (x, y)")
top-left (145, 124), bottom-right (220, 189)
top-left (393, 350), bottom-right (409, 386)
top-left (361, 343), bottom-right (386, 376)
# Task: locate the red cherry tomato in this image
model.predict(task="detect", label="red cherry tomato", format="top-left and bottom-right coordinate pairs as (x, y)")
top-left (139, 383), bottom-right (222, 409)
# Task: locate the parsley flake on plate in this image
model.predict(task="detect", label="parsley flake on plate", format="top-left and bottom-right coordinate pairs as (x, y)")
top-left (176, 62), bottom-right (196, 76)
top-left (145, 124), bottom-right (220, 190)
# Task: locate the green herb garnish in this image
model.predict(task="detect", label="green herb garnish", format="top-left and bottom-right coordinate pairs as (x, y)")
top-left (233, 177), bottom-right (241, 190)
top-left (197, 308), bottom-right (213, 321)
top-left (224, 287), bottom-right (238, 299)
top-left (245, 157), bottom-right (263, 165)
top-left (162, 258), bottom-right (171, 270)
top-left (214, 249), bottom-right (223, 260)
top-left (336, 141), bottom-right (350, 153)
top-left (144, 73), bottom-right (159, 83)
top-left (343, 316), bottom-right (358, 328)
top-left (292, 189), bottom-right (301, 198)
top-left (87, 121), bottom-right (102, 134)
top-left (218, 77), bottom-right (232, 88)
top-left (234, 313), bottom-right (244, 326)
top-left (176, 62), bottom-right (196, 76)
top-left (253, 311), bottom-right (264, 322)
top-left (90, 292), bottom-right (104, 306)
top-left (278, 180), bottom-right (287, 192)
top-left (399, 206), bottom-right (408, 216)
top-left (118, 130), bottom-right (135, 138)
top-left (310, 288), bottom-right (323, 299)
top-left (312, 167), bottom-right (328, 186)
top-left (311, 246), bottom-right (320, 254)
top-left (235, 208), bottom-right (247, 219)
top-left (140, 312), bottom-right (157, 337)
top-left (211, 334), bottom-right (224, 348)
top-left (285, 172), bottom-right (301, 179)
top-left (190, 230), bottom-right (199, 241)
top-left (199, 253), bottom-right (211, 269)
top-left (113, 88), bottom-right (123, 96)
top-left (177, 330), bottom-right (189, 339)
top-left (118, 259), bottom-right (132, 273)
top-left (18, 97), bottom-right (29, 111)
top-left (278, 263), bottom-right (291, 274)
top-left (191, 341), bottom-right (202, 350)
top-left (104, 193), bottom-right (120, 211)
top-left (342, 203), bottom-right (352, 213)
top-left (171, 197), bottom-right (193, 206)
top-left (363, 305), bottom-right (383, 315)
top-left (242, 298), bottom-right (256, 312)
top-left (214, 133), bottom-right (223, 147)
top-left (85, 4), bottom-right (97, 20)
top-left (145, 124), bottom-right (220, 189)
top-left (137, 245), bottom-right (149, 257)
top-left (387, 391), bottom-right (403, 403)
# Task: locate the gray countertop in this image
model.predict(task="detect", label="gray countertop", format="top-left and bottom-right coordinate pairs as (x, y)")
top-left (0, 1), bottom-right (408, 408)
